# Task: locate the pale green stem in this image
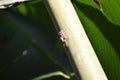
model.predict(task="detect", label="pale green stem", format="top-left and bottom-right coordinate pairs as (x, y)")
top-left (32, 71), bottom-right (74, 80)
top-left (43, 0), bottom-right (108, 80)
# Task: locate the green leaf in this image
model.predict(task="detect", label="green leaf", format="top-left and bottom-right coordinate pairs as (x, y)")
top-left (100, 0), bottom-right (120, 26)
top-left (75, 0), bottom-right (120, 26)
top-left (72, 1), bottom-right (120, 80)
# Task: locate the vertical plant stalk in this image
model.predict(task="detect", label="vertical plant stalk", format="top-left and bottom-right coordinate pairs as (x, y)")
top-left (43, 0), bottom-right (108, 80)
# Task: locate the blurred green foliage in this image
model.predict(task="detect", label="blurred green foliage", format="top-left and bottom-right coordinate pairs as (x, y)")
top-left (0, 0), bottom-right (120, 80)
top-left (0, 0), bottom-right (73, 80)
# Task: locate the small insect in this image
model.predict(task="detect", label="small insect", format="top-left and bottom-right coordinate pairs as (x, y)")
top-left (0, 0), bottom-right (28, 9)
top-left (59, 30), bottom-right (68, 46)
